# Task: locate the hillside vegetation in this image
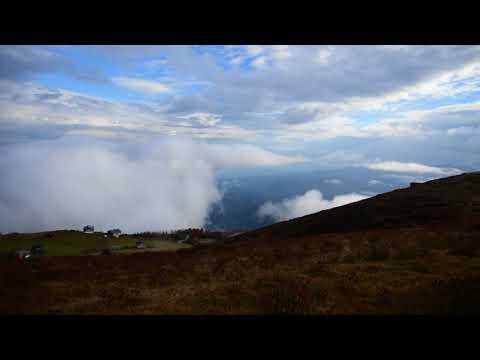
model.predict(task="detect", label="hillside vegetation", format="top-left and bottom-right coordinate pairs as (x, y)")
top-left (0, 230), bottom-right (190, 256)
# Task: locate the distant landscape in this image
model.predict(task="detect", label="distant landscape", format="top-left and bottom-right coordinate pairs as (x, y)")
top-left (2, 172), bottom-right (479, 314)
top-left (2, 45), bottom-right (480, 315)
top-left (0, 231), bottom-right (192, 257)
top-left (209, 166), bottom-right (433, 231)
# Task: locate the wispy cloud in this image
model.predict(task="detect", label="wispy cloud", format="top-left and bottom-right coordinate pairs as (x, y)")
top-left (177, 112), bottom-right (222, 127)
top-left (363, 161), bottom-right (462, 176)
top-left (112, 76), bottom-right (172, 94)
top-left (368, 179), bottom-right (384, 186)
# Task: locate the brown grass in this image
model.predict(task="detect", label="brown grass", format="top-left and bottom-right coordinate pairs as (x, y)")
top-left (2, 225), bottom-right (480, 314)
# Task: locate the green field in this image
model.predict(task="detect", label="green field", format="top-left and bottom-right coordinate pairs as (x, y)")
top-left (0, 230), bottom-right (191, 256)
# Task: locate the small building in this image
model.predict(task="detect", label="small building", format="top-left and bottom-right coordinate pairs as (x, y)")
top-left (107, 229), bottom-right (122, 238)
top-left (83, 225), bottom-right (94, 234)
top-left (15, 249), bottom-right (31, 260)
top-left (136, 240), bottom-right (146, 249)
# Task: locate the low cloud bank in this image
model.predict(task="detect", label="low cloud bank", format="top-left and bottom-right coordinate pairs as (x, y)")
top-left (0, 136), bottom-right (303, 233)
top-left (363, 161), bottom-right (462, 176)
top-left (257, 189), bottom-right (370, 222)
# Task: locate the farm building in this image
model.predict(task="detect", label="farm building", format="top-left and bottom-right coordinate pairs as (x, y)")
top-left (15, 249), bottom-right (31, 260)
top-left (107, 229), bottom-right (122, 238)
top-left (83, 225), bottom-right (94, 233)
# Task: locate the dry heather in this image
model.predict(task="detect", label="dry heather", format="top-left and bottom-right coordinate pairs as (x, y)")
top-left (1, 226), bottom-right (480, 315)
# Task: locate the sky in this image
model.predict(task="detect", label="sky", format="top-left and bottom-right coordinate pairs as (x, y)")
top-left (1, 45), bottom-right (480, 232)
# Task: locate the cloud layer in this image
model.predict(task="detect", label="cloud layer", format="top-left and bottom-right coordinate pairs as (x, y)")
top-left (257, 190), bottom-right (370, 222)
top-left (0, 137), bottom-right (302, 233)
top-left (112, 77), bottom-right (172, 94)
top-left (363, 161), bottom-right (462, 176)
top-left (1, 45), bottom-right (479, 233)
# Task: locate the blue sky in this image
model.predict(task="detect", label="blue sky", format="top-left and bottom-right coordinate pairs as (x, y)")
top-left (2, 45), bottom-right (480, 232)
top-left (1, 45), bottom-right (480, 172)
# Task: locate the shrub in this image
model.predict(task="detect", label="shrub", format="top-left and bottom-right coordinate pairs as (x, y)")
top-left (97, 285), bottom-right (142, 311)
top-left (409, 262), bottom-right (431, 274)
top-left (366, 238), bottom-right (390, 261)
top-left (396, 246), bottom-right (419, 260)
top-left (257, 273), bottom-right (315, 314)
top-left (447, 233), bottom-right (480, 257)
top-left (401, 276), bottom-right (480, 314)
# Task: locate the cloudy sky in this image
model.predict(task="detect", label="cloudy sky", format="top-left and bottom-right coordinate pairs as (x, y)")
top-left (1, 45), bottom-right (480, 232)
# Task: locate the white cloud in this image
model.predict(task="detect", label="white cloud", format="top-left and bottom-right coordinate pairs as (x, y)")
top-left (447, 126), bottom-right (476, 136)
top-left (0, 138), bottom-right (218, 233)
top-left (227, 45), bottom-right (290, 67)
top-left (3, 45), bottom-right (480, 179)
top-left (276, 108), bottom-right (364, 141)
top-left (203, 144), bottom-right (306, 168)
top-left (112, 77), bottom-right (171, 94)
top-left (177, 112), bottom-right (222, 127)
top-left (270, 45), bottom-right (291, 60)
top-left (381, 45), bottom-right (412, 51)
top-left (364, 161), bottom-right (462, 176)
top-left (244, 45), bottom-right (264, 56)
top-left (252, 56), bottom-right (268, 69)
top-left (231, 56), bottom-right (247, 65)
top-left (144, 59), bottom-right (168, 69)
top-left (368, 179), bottom-right (384, 186)
top-left (275, 97), bottom-right (480, 147)
top-left (257, 189), bottom-right (370, 222)
top-left (382, 174), bottom-right (427, 184)
top-left (0, 80), bottom-right (258, 141)
top-left (316, 46), bottom-right (332, 65)
top-left (362, 102), bottom-right (480, 139)
top-left (0, 137), bottom-right (305, 233)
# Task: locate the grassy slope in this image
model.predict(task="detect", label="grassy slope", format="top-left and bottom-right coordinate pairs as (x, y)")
top-left (1, 226), bottom-right (480, 314)
top-left (239, 172), bottom-right (480, 241)
top-left (0, 231), bottom-right (190, 256)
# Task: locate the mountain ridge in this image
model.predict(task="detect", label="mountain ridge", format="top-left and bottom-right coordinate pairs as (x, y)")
top-left (236, 171), bottom-right (480, 243)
